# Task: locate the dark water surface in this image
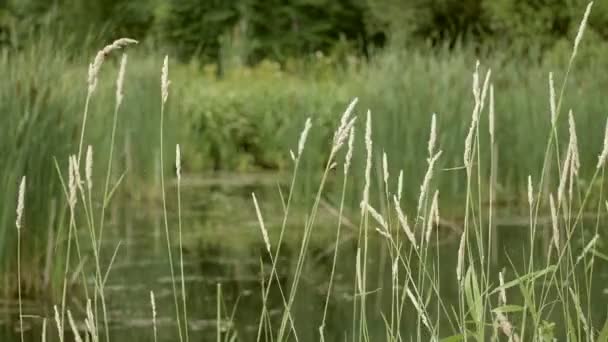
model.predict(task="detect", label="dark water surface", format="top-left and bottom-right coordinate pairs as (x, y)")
top-left (1, 184), bottom-right (607, 341)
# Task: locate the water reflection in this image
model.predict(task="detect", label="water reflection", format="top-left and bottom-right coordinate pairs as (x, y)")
top-left (1, 185), bottom-right (607, 341)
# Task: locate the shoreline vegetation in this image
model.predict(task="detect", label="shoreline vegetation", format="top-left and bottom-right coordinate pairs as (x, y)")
top-left (4, 1), bottom-right (608, 341)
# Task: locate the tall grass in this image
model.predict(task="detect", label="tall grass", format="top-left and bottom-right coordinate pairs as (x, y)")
top-left (3, 2), bottom-right (608, 341)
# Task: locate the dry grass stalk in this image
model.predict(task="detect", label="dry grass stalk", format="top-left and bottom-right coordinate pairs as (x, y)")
top-left (150, 291), bottom-right (157, 342)
top-left (425, 191), bottom-right (439, 244)
top-left (568, 287), bottom-right (589, 333)
top-left (85, 300), bottom-right (98, 342)
top-left (597, 118), bottom-right (608, 168)
top-left (355, 248), bottom-right (363, 294)
top-left (86, 146), bottom-right (93, 191)
top-left (417, 151), bottom-right (442, 214)
top-left (457, 232), bottom-right (466, 282)
top-left (252, 193), bottom-right (271, 254)
top-left (489, 85), bottom-right (495, 143)
top-left (344, 128), bottom-right (355, 175)
top-left (16, 176), bottom-right (25, 230)
top-left (568, 110), bottom-right (580, 176)
top-left (549, 194), bottom-right (559, 250)
top-left (393, 196), bottom-right (416, 249)
top-left (362, 110), bottom-right (372, 213)
top-left (68, 156), bottom-right (78, 210)
top-left (375, 227), bottom-right (391, 239)
top-left (54, 305), bottom-right (63, 342)
top-left (405, 288), bottom-right (430, 330)
top-left (42, 318), bottom-right (47, 342)
top-left (498, 271), bottom-right (507, 305)
top-left (576, 234), bottom-right (599, 265)
top-left (298, 117), bottom-right (312, 158)
top-left (428, 113), bottom-right (437, 157)
top-left (527, 175), bottom-right (533, 208)
top-left (365, 203), bottom-right (388, 231)
top-left (397, 170), bottom-right (403, 202)
top-left (88, 38), bottom-right (137, 95)
top-left (549, 72), bottom-right (556, 126)
top-left (382, 152), bottom-right (389, 187)
top-left (176, 144), bottom-right (181, 181)
top-left (67, 310), bottom-right (83, 342)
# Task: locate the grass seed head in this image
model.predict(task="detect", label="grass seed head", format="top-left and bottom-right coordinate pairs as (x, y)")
top-left (161, 55), bottom-right (170, 103)
top-left (394, 196), bottom-right (417, 249)
top-left (252, 193), bottom-right (271, 254)
top-left (116, 53), bottom-right (127, 107)
top-left (16, 176), bottom-right (25, 230)
top-left (298, 117), bottom-right (312, 158)
top-left (86, 145), bottom-right (93, 191)
top-left (597, 118), bottom-right (608, 168)
top-left (88, 38), bottom-right (137, 95)
top-left (344, 128), bottom-right (355, 175)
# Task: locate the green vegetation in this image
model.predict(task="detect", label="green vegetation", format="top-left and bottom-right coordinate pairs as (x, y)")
top-left (0, 1), bottom-right (607, 341)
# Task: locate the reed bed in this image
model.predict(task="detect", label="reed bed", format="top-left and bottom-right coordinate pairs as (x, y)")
top-left (5, 2), bottom-right (608, 341)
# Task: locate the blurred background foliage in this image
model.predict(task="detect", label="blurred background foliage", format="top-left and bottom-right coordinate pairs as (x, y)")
top-left (1, 0), bottom-right (608, 63)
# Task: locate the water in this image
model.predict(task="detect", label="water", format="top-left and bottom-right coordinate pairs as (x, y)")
top-left (1, 181), bottom-right (607, 341)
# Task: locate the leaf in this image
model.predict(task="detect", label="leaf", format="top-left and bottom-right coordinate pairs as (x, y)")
top-left (492, 305), bottom-right (524, 313)
top-left (490, 266), bottom-right (556, 295)
top-left (440, 334), bottom-right (464, 342)
top-left (598, 314), bottom-right (608, 342)
top-left (464, 266), bottom-right (482, 323)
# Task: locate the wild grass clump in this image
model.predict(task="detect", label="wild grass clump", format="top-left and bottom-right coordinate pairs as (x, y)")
top-left (5, 2), bottom-right (608, 341)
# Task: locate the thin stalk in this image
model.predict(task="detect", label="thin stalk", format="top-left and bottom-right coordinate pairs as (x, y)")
top-left (159, 98), bottom-right (184, 342)
top-left (17, 229), bottom-right (23, 342)
top-left (319, 175), bottom-right (349, 340)
top-left (177, 167), bottom-right (189, 342)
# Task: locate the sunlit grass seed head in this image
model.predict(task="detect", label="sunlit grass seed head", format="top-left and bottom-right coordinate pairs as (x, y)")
top-left (425, 190), bottom-right (439, 244)
top-left (527, 175), bottom-right (533, 208)
top-left (344, 128), bottom-right (355, 175)
top-left (88, 38), bottom-right (137, 95)
top-left (68, 156), bottom-right (78, 209)
top-left (549, 72), bottom-right (556, 126)
top-left (161, 55), bottom-right (170, 104)
top-left (393, 195), bottom-right (417, 249)
top-left (428, 113), bottom-right (437, 157)
top-left (597, 118), bottom-right (608, 168)
top-left (116, 53), bottom-right (128, 107)
top-left (362, 110), bottom-right (372, 213)
top-left (382, 151), bottom-right (389, 187)
top-left (549, 193), bottom-right (559, 250)
top-left (252, 193), bottom-right (271, 254)
top-left (16, 176), bottom-right (25, 231)
top-left (456, 232), bottom-right (466, 282)
top-left (176, 144), bottom-right (181, 181)
top-left (86, 145), bottom-right (93, 191)
top-left (297, 117), bottom-right (312, 159)
top-left (498, 271), bottom-right (507, 305)
top-left (573, 2), bottom-right (593, 59)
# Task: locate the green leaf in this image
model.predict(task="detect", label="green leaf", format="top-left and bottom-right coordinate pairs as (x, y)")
top-left (598, 314), bottom-right (608, 342)
top-left (492, 305), bottom-right (524, 313)
top-left (439, 334), bottom-right (464, 342)
top-left (490, 265), bottom-right (556, 295)
top-left (464, 266), bottom-right (482, 323)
